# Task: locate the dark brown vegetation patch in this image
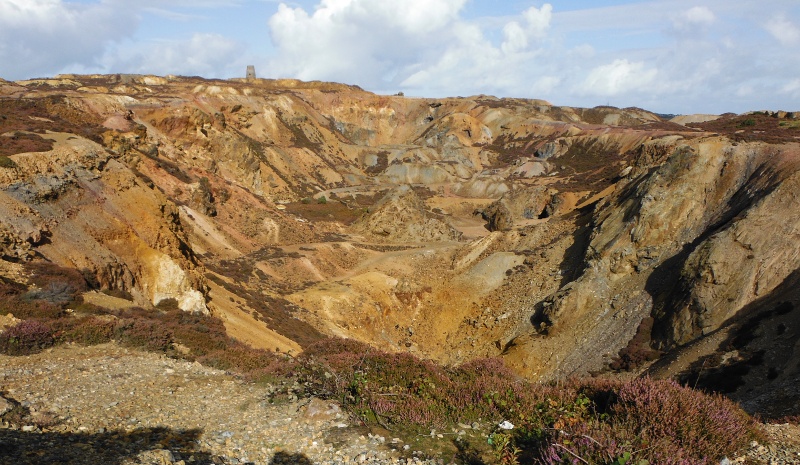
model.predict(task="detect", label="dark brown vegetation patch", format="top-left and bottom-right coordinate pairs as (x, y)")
top-left (0, 96), bottom-right (105, 146)
top-left (688, 112), bottom-right (800, 144)
top-left (0, 262), bottom-right (89, 320)
top-left (364, 150), bottom-right (390, 175)
top-left (284, 199), bottom-right (365, 225)
top-left (483, 132), bottom-right (545, 167)
top-left (0, 132), bottom-right (53, 157)
top-left (550, 139), bottom-right (634, 193)
top-left (0, 292), bottom-right (291, 383)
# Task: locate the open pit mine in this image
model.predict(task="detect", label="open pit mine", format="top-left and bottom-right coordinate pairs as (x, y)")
top-left (1, 74), bottom-right (798, 419)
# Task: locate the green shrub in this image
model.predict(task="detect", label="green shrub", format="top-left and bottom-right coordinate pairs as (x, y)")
top-left (0, 155), bottom-right (16, 169)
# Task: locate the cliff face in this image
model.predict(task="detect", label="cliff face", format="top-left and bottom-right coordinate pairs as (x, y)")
top-left (0, 129), bottom-right (205, 313)
top-left (1, 74), bottom-right (798, 415)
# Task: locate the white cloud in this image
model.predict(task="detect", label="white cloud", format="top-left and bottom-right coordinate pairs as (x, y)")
top-left (579, 59), bottom-right (659, 97)
top-left (501, 22), bottom-right (528, 54)
top-left (0, 0), bottom-right (250, 80)
top-left (570, 44), bottom-right (595, 59)
top-left (0, 0), bottom-right (138, 79)
top-left (522, 3), bottom-right (553, 39)
top-left (683, 6), bottom-right (716, 25)
top-left (267, 0), bottom-right (468, 85)
top-left (669, 5), bottom-right (716, 39)
top-left (1, 0), bottom-right (798, 114)
top-left (765, 14), bottom-right (800, 46)
top-left (109, 33), bottom-right (245, 78)
top-left (736, 84), bottom-right (754, 97)
top-left (501, 4), bottom-right (552, 54)
top-left (399, 22), bottom-right (502, 91)
top-left (531, 75), bottom-right (560, 94)
top-left (783, 79), bottom-right (800, 96)
top-left (268, 1), bottom-right (557, 96)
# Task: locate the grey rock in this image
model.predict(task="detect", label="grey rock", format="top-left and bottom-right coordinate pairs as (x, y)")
top-left (0, 395), bottom-right (13, 416)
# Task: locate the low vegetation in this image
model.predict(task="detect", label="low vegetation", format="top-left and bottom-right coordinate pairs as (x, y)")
top-left (0, 263), bottom-right (761, 464)
top-left (284, 198), bottom-right (365, 225)
top-left (0, 264), bottom-right (285, 382)
top-left (0, 155), bottom-right (18, 168)
top-left (688, 112), bottom-right (800, 143)
top-left (293, 338), bottom-right (759, 465)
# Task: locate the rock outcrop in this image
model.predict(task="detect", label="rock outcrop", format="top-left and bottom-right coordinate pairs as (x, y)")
top-left (351, 186), bottom-right (462, 243)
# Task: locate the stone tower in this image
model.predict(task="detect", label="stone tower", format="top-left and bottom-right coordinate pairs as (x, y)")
top-left (246, 65), bottom-right (256, 80)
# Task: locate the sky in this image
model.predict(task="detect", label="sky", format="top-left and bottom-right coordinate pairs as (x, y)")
top-left (1, 0), bottom-right (799, 115)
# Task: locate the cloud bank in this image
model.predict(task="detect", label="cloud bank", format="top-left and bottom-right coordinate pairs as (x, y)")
top-left (1, 0), bottom-right (799, 113)
top-left (263, 0), bottom-right (800, 113)
top-left (0, 0), bottom-right (136, 78)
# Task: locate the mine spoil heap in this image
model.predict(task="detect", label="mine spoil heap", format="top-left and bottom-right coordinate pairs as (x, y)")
top-left (0, 73), bottom-right (799, 461)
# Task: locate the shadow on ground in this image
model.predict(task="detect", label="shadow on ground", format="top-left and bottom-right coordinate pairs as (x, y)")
top-left (0, 426), bottom-right (220, 465)
top-left (268, 451), bottom-right (313, 465)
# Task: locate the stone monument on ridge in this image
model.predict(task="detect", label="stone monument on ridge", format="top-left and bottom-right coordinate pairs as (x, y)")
top-left (246, 65), bottom-right (256, 80)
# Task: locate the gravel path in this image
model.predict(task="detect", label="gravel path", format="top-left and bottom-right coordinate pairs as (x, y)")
top-left (0, 344), bottom-right (439, 465)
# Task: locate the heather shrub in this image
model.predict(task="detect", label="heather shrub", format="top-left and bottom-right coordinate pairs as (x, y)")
top-left (298, 338), bottom-right (452, 426)
top-left (198, 343), bottom-right (289, 382)
top-left (0, 296), bottom-right (63, 319)
top-left (156, 308), bottom-right (228, 356)
top-left (0, 262), bottom-right (89, 319)
top-left (777, 415), bottom-right (800, 425)
top-left (26, 262), bottom-right (88, 300)
top-left (297, 340), bottom-right (757, 464)
top-left (0, 319), bottom-right (54, 355)
top-left (0, 276), bottom-right (26, 298)
top-left (611, 379), bottom-right (755, 463)
top-left (450, 358), bottom-right (539, 421)
top-left (108, 306), bottom-right (291, 381)
top-left (297, 339), bottom-right (535, 430)
top-left (114, 317), bottom-right (173, 352)
top-left (0, 277), bottom-right (63, 319)
top-left (531, 378), bottom-right (758, 465)
top-left (55, 316), bottom-right (116, 345)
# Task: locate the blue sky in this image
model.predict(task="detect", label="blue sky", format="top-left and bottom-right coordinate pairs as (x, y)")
top-left (1, 0), bottom-right (799, 114)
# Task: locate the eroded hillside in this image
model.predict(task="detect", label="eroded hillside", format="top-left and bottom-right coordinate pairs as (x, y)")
top-left (1, 74), bottom-right (798, 417)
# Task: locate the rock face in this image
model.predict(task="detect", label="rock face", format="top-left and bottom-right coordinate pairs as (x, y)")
top-left (477, 186), bottom-right (557, 231)
top-left (352, 185), bottom-right (462, 243)
top-left (1, 74), bottom-right (799, 416)
top-left (0, 133), bottom-right (206, 313)
top-left (506, 140), bottom-right (800, 381)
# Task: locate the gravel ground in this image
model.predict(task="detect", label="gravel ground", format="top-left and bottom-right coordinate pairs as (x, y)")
top-left (0, 344), bottom-right (444, 465)
top-left (1, 343), bottom-right (798, 465)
